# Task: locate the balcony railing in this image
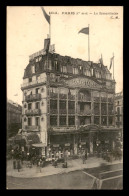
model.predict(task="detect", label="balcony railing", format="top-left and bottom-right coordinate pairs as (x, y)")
top-left (78, 95), bottom-right (91, 102)
top-left (101, 97), bottom-right (107, 102)
top-left (25, 94), bottom-right (41, 102)
top-left (25, 109), bottom-right (41, 116)
top-left (59, 109), bottom-right (67, 114)
top-left (25, 125), bottom-right (40, 131)
top-left (21, 78), bottom-right (46, 88)
top-left (78, 109), bottom-right (91, 115)
top-left (68, 109), bottom-right (75, 114)
top-left (68, 94), bottom-right (75, 100)
top-left (59, 94), bottom-right (67, 99)
top-left (50, 109), bottom-right (58, 114)
top-left (94, 97), bottom-right (100, 102)
top-left (50, 92), bottom-right (58, 98)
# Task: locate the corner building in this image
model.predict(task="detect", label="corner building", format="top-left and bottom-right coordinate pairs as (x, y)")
top-left (21, 50), bottom-right (120, 157)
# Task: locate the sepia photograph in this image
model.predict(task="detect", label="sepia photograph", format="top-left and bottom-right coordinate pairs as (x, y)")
top-left (7, 6), bottom-right (123, 189)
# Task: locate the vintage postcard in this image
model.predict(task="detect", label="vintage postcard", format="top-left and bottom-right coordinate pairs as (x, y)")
top-left (7, 6), bottom-right (123, 189)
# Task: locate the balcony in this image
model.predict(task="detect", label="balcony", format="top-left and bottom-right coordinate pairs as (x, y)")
top-left (68, 109), bottom-right (75, 114)
top-left (68, 94), bottom-right (75, 100)
top-left (78, 95), bottom-right (91, 102)
top-left (59, 94), bottom-right (67, 99)
top-left (59, 109), bottom-right (67, 114)
top-left (25, 125), bottom-right (40, 131)
top-left (94, 97), bottom-right (100, 102)
top-left (50, 92), bottom-right (58, 99)
top-left (25, 109), bottom-right (41, 116)
top-left (50, 109), bottom-right (58, 114)
top-left (25, 94), bottom-right (41, 102)
top-left (78, 109), bottom-right (91, 115)
top-left (21, 78), bottom-right (46, 89)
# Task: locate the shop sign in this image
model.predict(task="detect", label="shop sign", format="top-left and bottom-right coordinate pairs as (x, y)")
top-left (53, 144), bottom-right (59, 147)
top-left (65, 77), bottom-right (102, 89)
top-left (65, 143), bottom-right (70, 146)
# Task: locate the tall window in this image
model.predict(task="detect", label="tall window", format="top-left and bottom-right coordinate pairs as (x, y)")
top-left (68, 116), bottom-right (75, 126)
top-left (60, 101), bottom-right (66, 109)
top-left (35, 102), bottom-right (40, 109)
top-left (35, 117), bottom-right (40, 126)
top-left (28, 118), bottom-right (32, 126)
top-left (50, 116), bottom-right (57, 126)
top-left (80, 103), bottom-right (84, 111)
top-left (94, 103), bottom-right (100, 114)
top-left (28, 103), bottom-right (32, 110)
top-left (60, 116), bottom-right (66, 126)
top-left (36, 88), bottom-right (40, 94)
top-left (68, 101), bottom-right (75, 110)
top-left (50, 100), bottom-right (57, 109)
top-left (94, 117), bottom-right (100, 125)
top-left (101, 103), bottom-right (107, 115)
top-left (101, 116), bottom-right (107, 126)
top-left (109, 117), bottom-right (113, 125)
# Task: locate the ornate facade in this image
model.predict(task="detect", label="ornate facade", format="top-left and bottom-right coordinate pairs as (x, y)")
top-left (21, 51), bottom-right (120, 156)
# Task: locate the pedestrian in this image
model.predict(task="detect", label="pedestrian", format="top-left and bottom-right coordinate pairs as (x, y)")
top-left (11, 149), bottom-right (14, 159)
top-left (85, 151), bottom-right (87, 162)
top-left (82, 151), bottom-right (86, 164)
top-left (17, 160), bottom-right (21, 172)
top-left (54, 159), bottom-right (57, 168)
top-left (37, 159), bottom-right (42, 172)
top-left (13, 159), bottom-right (16, 169)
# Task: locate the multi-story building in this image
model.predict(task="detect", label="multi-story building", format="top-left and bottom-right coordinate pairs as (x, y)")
top-left (115, 91), bottom-right (123, 128)
top-left (21, 47), bottom-right (121, 157)
top-left (7, 100), bottom-right (22, 138)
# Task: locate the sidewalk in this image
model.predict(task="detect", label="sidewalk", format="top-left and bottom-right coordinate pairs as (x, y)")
top-left (7, 156), bottom-right (123, 178)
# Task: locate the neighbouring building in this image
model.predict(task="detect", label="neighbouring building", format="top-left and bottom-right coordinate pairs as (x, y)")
top-left (7, 100), bottom-right (22, 138)
top-left (21, 44), bottom-right (121, 157)
top-left (115, 91), bottom-right (123, 129)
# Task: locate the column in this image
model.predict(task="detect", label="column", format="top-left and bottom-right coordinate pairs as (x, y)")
top-left (75, 88), bottom-right (79, 129)
top-left (91, 90), bottom-right (94, 124)
top-left (66, 91), bottom-right (68, 126)
top-left (73, 134), bottom-right (77, 155)
top-left (57, 88), bottom-right (59, 126)
top-left (99, 91), bottom-right (101, 125)
top-left (113, 93), bottom-right (116, 127)
top-left (89, 132), bottom-right (93, 154)
top-left (107, 94), bottom-right (109, 126)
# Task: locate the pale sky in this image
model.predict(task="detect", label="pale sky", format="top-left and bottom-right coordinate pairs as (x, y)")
top-left (7, 6), bottom-right (123, 105)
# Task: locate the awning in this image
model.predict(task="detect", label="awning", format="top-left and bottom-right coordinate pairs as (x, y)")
top-left (32, 143), bottom-right (46, 148)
